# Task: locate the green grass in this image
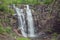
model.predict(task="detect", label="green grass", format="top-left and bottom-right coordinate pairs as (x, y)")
top-left (5, 27), bottom-right (12, 33)
top-left (0, 0), bottom-right (54, 15)
top-left (0, 25), bottom-right (12, 34)
top-left (16, 37), bottom-right (30, 40)
top-left (0, 25), bottom-right (5, 34)
top-left (0, 0), bottom-right (54, 5)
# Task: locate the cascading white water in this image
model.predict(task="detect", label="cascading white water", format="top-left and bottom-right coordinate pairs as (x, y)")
top-left (13, 4), bottom-right (38, 37)
top-left (13, 5), bottom-right (27, 37)
top-left (26, 5), bottom-right (37, 37)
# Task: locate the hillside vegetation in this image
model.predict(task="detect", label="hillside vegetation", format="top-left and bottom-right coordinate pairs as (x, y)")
top-left (0, 0), bottom-right (60, 40)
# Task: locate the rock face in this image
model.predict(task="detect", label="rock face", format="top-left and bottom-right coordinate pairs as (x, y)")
top-left (29, 0), bottom-right (60, 40)
top-left (32, 0), bottom-right (60, 34)
top-left (52, 0), bottom-right (60, 34)
top-left (32, 5), bottom-right (56, 32)
top-left (30, 6), bottom-right (55, 40)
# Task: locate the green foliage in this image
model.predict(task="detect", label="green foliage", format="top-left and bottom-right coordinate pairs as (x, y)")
top-left (44, 0), bottom-right (54, 4)
top-left (0, 25), bottom-right (12, 34)
top-left (0, 4), bottom-right (8, 12)
top-left (16, 37), bottom-right (30, 40)
top-left (0, 0), bottom-right (14, 14)
top-left (0, 25), bottom-right (5, 34)
top-left (9, 9), bottom-right (15, 15)
top-left (52, 33), bottom-right (58, 38)
top-left (0, 0), bottom-right (54, 5)
top-left (51, 33), bottom-right (57, 40)
top-left (0, 0), bottom-right (54, 14)
top-left (5, 27), bottom-right (12, 33)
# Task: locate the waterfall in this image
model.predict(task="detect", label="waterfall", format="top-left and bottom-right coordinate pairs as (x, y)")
top-left (13, 4), bottom-right (38, 37)
top-left (13, 5), bottom-right (27, 37)
top-left (26, 5), bottom-right (37, 37)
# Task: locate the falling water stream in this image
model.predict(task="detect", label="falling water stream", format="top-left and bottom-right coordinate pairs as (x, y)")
top-left (13, 5), bottom-right (27, 37)
top-left (13, 4), bottom-right (38, 37)
top-left (26, 5), bottom-right (37, 37)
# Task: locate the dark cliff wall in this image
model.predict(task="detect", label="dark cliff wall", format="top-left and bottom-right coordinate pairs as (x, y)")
top-left (52, 0), bottom-right (60, 34)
